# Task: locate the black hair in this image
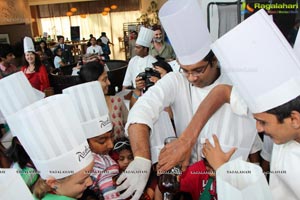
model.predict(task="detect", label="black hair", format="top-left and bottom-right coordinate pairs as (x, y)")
top-left (266, 95), bottom-right (300, 123)
top-left (5, 137), bottom-right (33, 169)
top-left (54, 47), bottom-right (62, 56)
top-left (112, 137), bottom-right (131, 153)
top-left (131, 31), bottom-right (138, 35)
top-left (79, 61), bottom-right (105, 83)
top-left (152, 24), bottom-right (162, 31)
top-left (203, 50), bottom-right (216, 63)
top-left (57, 35), bottom-right (64, 40)
top-left (39, 40), bottom-right (47, 47)
top-left (24, 51), bottom-right (42, 72)
top-left (152, 60), bottom-right (173, 73)
top-left (0, 44), bottom-right (13, 59)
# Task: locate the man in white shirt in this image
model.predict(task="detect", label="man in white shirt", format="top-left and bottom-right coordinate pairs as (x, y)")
top-left (122, 27), bottom-right (157, 89)
top-left (86, 37), bottom-right (103, 56)
top-left (116, 1), bottom-right (257, 199)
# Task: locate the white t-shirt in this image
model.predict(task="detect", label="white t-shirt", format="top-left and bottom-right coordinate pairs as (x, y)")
top-left (54, 56), bottom-right (62, 68)
top-left (86, 45), bottom-right (103, 55)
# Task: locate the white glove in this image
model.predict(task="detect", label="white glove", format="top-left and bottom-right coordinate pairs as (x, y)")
top-left (116, 156), bottom-right (151, 200)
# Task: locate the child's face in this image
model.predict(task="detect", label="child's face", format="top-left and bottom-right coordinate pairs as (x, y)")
top-left (49, 161), bottom-right (94, 198)
top-left (88, 131), bottom-right (114, 155)
top-left (118, 149), bottom-right (133, 171)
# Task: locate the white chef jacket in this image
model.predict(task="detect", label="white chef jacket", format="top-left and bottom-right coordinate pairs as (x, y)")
top-left (122, 55), bottom-right (157, 88)
top-left (126, 71), bottom-right (257, 163)
top-left (269, 140), bottom-right (300, 200)
top-left (86, 45), bottom-right (103, 55)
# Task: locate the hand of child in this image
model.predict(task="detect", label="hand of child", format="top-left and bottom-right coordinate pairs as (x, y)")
top-left (202, 134), bottom-right (236, 171)
top-left (116, 156), bottom-right (151, 200)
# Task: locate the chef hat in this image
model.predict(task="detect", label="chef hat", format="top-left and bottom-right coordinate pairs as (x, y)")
top-left (23, 36), bottom-right (35, 53)
top-left (216, 159), bottom-right (272, 200)
top-left (62, 81), bottom-right (112, 139)
top-left (136, 27), bottom-right (154, 48)
top-left (0, 168), bottom-right (34, 200)
top-left (293, 29), bottom-right (300, 60)
top-left (159, 0), bottom-right (212, 65)
top-left (0, 72), bottom-right (44, 130)
top-left (211, 9), bottom-right (300, 113)
top-left (6, 95), bottom-right (93, 179)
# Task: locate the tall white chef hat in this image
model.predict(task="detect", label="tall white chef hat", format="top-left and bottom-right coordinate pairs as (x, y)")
top-left (293, 28), bottom-right (300, 60)
top-left (159, 0), bottom-right (212, 65)
top-left (0, 72), bottom-right (44, 134)
top-left (23, 36), bottom-right (35, 53)
top-left (136, 27), bottom-right (154, 48)
top-left (0, 168), bottom-right (34, 200)
top-left (211, 9), bottom-right (300, 113)
top-left (63, 81), bottom-right (113, 139)
top-left (6, 95), bottom-right (94, 179)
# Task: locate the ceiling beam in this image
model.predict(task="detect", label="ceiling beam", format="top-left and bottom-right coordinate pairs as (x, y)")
top-left (28, 0), bottom-right (96, 6)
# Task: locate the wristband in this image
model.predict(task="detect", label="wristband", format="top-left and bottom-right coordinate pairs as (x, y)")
top-left (132, 92), bottom-right (140, 99)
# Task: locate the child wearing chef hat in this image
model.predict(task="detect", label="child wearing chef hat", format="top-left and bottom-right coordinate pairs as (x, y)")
top-left (6, 94), bottom-right (94, 199)
top-left (63, 81), bottom-right (120, 199)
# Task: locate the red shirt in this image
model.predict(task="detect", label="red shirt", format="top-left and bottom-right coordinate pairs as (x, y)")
top-left (21, 65), bottom-right (50, 92)
top-left (180, 160), bottom-right (217, 200)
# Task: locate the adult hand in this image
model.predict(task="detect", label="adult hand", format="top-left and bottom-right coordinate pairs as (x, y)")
top-left (135, 77), bottom-right (145, 91)
top-left (202, 134), bottom-right (236, 171)
top-left (157, 137), bottom-right (193, 174)
top-left (116, 157), bottom-right (151, 200)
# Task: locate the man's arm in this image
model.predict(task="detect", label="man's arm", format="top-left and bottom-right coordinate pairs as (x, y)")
top-left (128, 123), bottom-right (151, 159)
top-left (157, 84), bottom-right (232, 172)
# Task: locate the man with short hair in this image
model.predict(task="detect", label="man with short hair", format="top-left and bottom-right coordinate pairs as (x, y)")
top-left (0, 44), bottom-right (17, 79)
top-left (116, 1), bottom-right (257, 199)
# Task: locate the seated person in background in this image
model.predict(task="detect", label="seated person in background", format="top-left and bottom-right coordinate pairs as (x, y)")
top-left (21, 37), bottom-right (50, 92)
top-left (86, 37), bottom-right (104, 56)
top-left (79, 61), bottom-right (128, 139)
top-left (149, 25), bottom-right (176, 62)
top-left (0, 44), bottom-right (18, 79)
top-left (36, 40), bottom-right (54, 73)
top-left (54, 35), bottom-right (74, 64)
top-left (111, 137), bottom-right (157, 200)
top-left (53, 47), bottom-right (67, 69)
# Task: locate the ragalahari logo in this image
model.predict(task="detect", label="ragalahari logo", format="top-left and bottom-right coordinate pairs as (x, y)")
top-left (241, 2), bottom-right (298, 15)
top-left (241, 2), bottom-right (254, 15)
